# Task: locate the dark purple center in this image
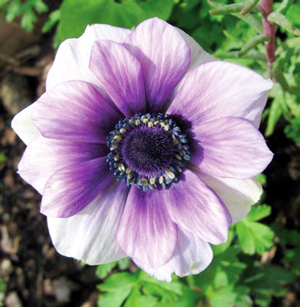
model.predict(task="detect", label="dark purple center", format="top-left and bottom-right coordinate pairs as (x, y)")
top-left (106, 113), bottom-right (191, 191)
top-left (121, 126), bottom-right (174, 177)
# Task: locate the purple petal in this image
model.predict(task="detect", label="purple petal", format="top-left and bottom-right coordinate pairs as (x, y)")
top-left (33, 81), bottom-right (122, 143)
top-left (41, 157), bottom-right (115, 218)
top-left (198, 171), bottom-right (262, 223)
top-left (192, 117), bottom-right (273, 178)
top-left (162, 170), bottom-right (231, 245)
top-left (89, 40), bottom-right (146, 117)
top-left (168, 61), bottom-right (273, 128)
top-left (46, 24), bottom-right (131, 91)
top-left (124, 18), bottom-right (191, 112)
top-left (18, 135), bottom-right (108, 194)
top-left (135, 228), bottom-right (213, 282)
top-left (116, 187), bottom-right (177, 268)
top-left (47, 181), bottom-right (128, 265)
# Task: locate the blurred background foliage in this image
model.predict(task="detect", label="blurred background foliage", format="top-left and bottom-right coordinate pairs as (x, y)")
top-left (0, 0), bottom-right (299, 306)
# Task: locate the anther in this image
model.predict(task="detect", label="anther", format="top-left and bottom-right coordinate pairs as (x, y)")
top-left (113, 135), bottom-right (122, 142)
top-left (118, 163), bottom-right (125, 172)
top-left (150, 177), bottom-right (156, 185)
top-left (165, 169), bottom-right (175, 180)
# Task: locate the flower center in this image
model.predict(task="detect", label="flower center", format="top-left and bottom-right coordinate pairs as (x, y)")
top-left (107, 113), bottom-right (190, 191)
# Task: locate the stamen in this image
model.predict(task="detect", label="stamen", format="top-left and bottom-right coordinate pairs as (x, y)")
top-left (106, 113), bottom-right (191, 191)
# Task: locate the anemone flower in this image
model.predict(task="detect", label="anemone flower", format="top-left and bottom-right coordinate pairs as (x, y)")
top-left (12, 18), bottom-right (273, 282)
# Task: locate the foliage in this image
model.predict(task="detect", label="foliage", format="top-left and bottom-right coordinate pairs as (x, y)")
top-left (2, 0), bottom-right (299, 306)
top-left (96, 204), bottom-right (297, 307)
top-left (0, 279), bottom-right (6, 307)
top-left (98, 270), bottom-right (200, 307)
top-left (235, 205), bottom-right (274, 255)
top-left (0, 152), bottom-right (7, 164)
top-left (0, 0), bottom-right (48, 32)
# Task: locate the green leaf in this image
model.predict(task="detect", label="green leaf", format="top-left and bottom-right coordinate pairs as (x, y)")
top-left (99, 272), bottom-right (138, 292)
top-left (244, 264), bottom-right (296, 306)
top-left (0, 152), bottom-right (7, 163)
top-left (140, 271), bottom-right (183, 301)
top-left (275, 0), bottom-right (293, 15)
top-left (123, 287), bottom-right (157, 307)
top-left (98, 287), bottom-right (134, 307)
top-left (57, 0), bottom-right (174, 44)
top-left (0, 0), bottom-right (8, 7)
top-left (272, 223), bottom-right (300, 246)
top-left (206, 285), bottom-right (251, 307)
top-left (98, 272), bottom-right (139, 307)
top-left (273, 67), bottom-right (290, 92)
top-left (172, 286), bottom-right (201, 307)
top-left (256, 173), bottom-right (266, 186)
top-left (208, 1), bottom-right (262, 33)
top-left (246, 204), bottom-right (271, 222)
top-left (209, 3), bottom-right (246, 15)
top-left (265, 84), bottom-right (285, 136)
top-left (96, 261), bottom-right (117, 279)
top-left (241, 0), bottom-right (259, 15)
top-left (286, 2), bottom-right (300, 27)
top-left (235, 206), bottom-right (274, 255)
top-left (20, 10), bottom-right (36, 32)
top-left (42, 9), bottom-right (60, 33)
top-left (239, 34), bottom-right (269, 56)
top-left (178, 0), bottom-right (200, 12)
top-left (212, 227), bottom-right (234, 255)
top-left (282, 247), bottom-right (300, 275)
top-left (196, 246), bottom-right (249, 305)
top-left (268, 12), bottom-right (300, 36)
top-left (0, 279), bottom-right (6, 292)
top-left (196, 247), bottom-right (247, 292)
top-left (34, 0), bottom-right (48, 13)
top-left (284, 117), bottom-right (300, 146)
top-left (117, 257), bottom-right (130, 270)
top-left (6, 0), bottom-right (22, 22)
top-left (232, 12), bottom-right (263, 34)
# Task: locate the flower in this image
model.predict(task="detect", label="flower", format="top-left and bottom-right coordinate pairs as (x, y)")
top-left (12, 18), bottom-right (273, 282)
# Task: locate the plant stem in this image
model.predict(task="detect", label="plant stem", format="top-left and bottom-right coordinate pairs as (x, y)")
top-left (260, 0), bottom-right (276, 74)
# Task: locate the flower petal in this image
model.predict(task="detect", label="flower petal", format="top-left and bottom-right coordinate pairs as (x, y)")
top-left (168, 61), bottom-right (273, 128)
top-left (33, 81), bottom-right (122, 143)
top-left (116, 187), bottom-right (177, 268)
top-left (46, 24), bottom-right (131, 90)
top-left (163, 170), bottom-right (231, 245)
top-left (198, 171), bottom-right (262, 223)
top-left (192, 117), bottom-right (273, 178)
top-left (11, 104), bottom-right (40, 145)
top-left (177, 29), bottom-right (214, 70)
top-left (47, 181), bottom-right (128, 265)
top-left (41, 157), bottom-right (114, 218)
top-left (124, 18), bottom-right (191, 112)
top-left (18, 135), bottom-right (108, 194)
top-left (89, 40), bottom-right (146, 117)
top-left (135, 228), bottom-right (213, 282)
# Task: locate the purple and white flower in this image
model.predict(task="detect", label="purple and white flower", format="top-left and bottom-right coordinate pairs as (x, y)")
top-left (12, 18), bottom-right (273, 282)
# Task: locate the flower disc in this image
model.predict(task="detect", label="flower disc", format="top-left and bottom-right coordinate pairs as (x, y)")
top-left (107, 113), bottom-right (191, 191)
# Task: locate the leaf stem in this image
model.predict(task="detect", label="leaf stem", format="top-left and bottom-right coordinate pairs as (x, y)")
top-left (260, 0), bottom-right (276, 74)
